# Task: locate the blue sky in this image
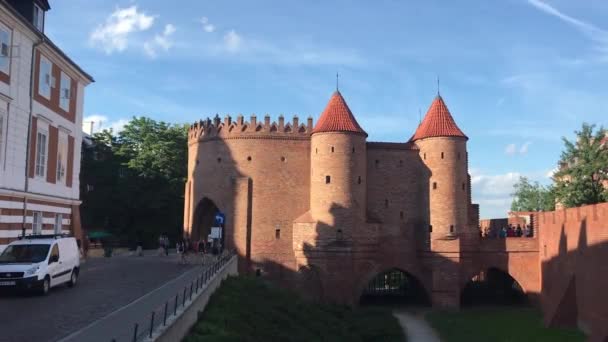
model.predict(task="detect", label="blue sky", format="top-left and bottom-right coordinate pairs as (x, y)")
top-left (45, 0), bottom-right (608, 218)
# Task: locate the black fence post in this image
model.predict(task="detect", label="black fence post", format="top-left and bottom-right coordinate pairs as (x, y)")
top-left (182, 287), bottom-right (187, 306)
top-left (163, 301), bottom-right (168, 326)
top-left (190, 282), bottom-right (193, 300)
top-left (196, 277), bottom-right (199, 291)
top-left (149, 311), bottom-right (155, 338)
top-left (174, 294), bottom-right (178, 315)
top-left (132, 323), bottom-right (138, 342)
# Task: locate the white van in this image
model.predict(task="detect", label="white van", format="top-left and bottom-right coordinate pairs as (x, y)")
top-left (0, 235), bottom-right (80, 295)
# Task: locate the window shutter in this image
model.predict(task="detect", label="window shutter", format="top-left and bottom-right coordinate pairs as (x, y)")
top-left (28, 117), bottom-right (37, 178)
top-left (66, 135), bottom-right (74, 187)
top-left (47, 125), bottom-right (58, 183)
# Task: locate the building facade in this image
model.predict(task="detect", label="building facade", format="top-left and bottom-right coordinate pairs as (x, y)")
top-left (184, 89), bottom-right (491, 307)
top-left (0, 0), bottom-right (93, 252)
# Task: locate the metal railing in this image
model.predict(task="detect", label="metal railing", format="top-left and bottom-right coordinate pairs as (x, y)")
top-left (111, 250), bottom-right (235, 342)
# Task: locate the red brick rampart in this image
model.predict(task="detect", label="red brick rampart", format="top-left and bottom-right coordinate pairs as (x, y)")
top-left (535, 203), bottom-right (608, 341)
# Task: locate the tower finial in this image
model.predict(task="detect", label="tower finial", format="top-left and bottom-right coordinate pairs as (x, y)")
top-left (336, 72), bottom-right (339, 91)
top-left (437, 75), bottom-right (440, 96)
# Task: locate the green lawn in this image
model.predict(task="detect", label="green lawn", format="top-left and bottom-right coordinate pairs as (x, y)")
top-left (184, 276), bottom-right (405, 342)
top-left (426, 307), bottom-right (585, 342)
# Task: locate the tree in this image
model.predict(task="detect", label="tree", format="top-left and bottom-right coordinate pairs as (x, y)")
top-left (511, 176), bottom-right (555, 212)
top-left (553, 123), bottom-right (608, 208)
top-left (80, 117), bottom-right (188, 248)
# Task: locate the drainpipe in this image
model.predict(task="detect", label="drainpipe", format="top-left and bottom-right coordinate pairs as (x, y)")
top-left (22, 37), bottom-right (45, 236)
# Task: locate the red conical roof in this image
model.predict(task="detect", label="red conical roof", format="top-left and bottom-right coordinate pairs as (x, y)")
top-left (313, 91), bottom-right (367, 136)
top-left (410, 95), bottom-right (467, 141)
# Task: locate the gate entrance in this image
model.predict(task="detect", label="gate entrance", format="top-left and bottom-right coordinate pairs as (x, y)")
top-left (191, 197), bottom-right (220, 241)
top-left (461, 267), bottom-right (527, 307)
top-left (360, 269), bottom-right (430, 306)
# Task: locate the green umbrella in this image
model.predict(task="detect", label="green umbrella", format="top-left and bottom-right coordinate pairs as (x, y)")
top-left (87, 231), bottom-right (113, 239)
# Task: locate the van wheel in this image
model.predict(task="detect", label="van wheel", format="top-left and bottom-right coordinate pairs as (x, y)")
top-left (68, 270), bottom-right (78, 288)
top-left (39, 277), bottom-right (50, 295)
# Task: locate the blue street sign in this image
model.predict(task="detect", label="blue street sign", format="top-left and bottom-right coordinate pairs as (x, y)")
top-left (214, 212), bottom-right (225, 226)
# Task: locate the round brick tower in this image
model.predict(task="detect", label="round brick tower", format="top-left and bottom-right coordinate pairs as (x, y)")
top-left (412, 95), bottom-right (469, 242)
top-left (310, 91), bottom-right (367, 234)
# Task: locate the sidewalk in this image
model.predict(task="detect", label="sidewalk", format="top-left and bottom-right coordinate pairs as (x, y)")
top-left (393, 310), bottom-right (442, 342)
top-left (58, 260), bottom-right (211, 342)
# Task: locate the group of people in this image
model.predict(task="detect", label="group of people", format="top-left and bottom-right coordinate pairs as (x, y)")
top-left (174, 237), bottom-right (223, 265)
top-left (482, 224), bottom-right (534, 238)
top-left (158, 235), bottom-right (170, 256)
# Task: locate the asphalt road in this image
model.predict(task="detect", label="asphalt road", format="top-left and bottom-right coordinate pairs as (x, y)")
top-left (0, 252), bottom-right (197, 342)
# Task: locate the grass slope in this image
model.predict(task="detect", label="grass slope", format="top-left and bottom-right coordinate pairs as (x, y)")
top-left (426, 307), bottom-right (585, 342)
top-left (184, 276), bottom-right (404, 342)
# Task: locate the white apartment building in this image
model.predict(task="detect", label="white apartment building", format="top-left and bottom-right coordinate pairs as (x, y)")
top-left (0, 0), bottom-right (93, 252)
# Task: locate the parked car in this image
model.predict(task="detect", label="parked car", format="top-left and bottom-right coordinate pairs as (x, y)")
top-left (0, 235), bottom-right (80, 295)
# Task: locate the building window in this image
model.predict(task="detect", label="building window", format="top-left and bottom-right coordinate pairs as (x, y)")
top-left (331, 146), bottom-right (334, 153)
top-left (38, 57), bottom-right (52, 99)
top-left (336, 229), bottom-right (343, 240)
top-left (56, 133), bottom-right (68, 184)
top-left (432, 182), bottom-right (437, 190)
top-left (275, 229), bottom-right (281, 239)
top-left (315, 148), bottom-right (318, 154)
top-left (32, 211), bottom-right (42, 234)
top-left (35, 129), bottom-right (48, 178)
top-left (217, 157), bottom-right (221, 163)
top-left (0, 23), bottom-right (11, 76)
top-left (423, 153), bottom-right (426, 160)
top-left (280, 156), bottom-right (286, 162)
top-left (462, 182), bottom-right (465, 191)
top-left (429, 225), bottom-right (433, 232)
top-left (352, 147), bottom-right (355, 153)
top-left (325, 175), bottom-right (331, 184)
top-left (357, 176), bottom-right (361, 184)
top-left (247, 156), bottom-right (251, 161)
top-left (59, 72), bottom-right (71, 111)
top-left (54, 214), bottom-right (63, 234)
top-left (450, 225), bottom-right (455, 233)
top-left (33, 4), bottom-right (44, 31)
top-left (441, 152), bottom-right (444, 159)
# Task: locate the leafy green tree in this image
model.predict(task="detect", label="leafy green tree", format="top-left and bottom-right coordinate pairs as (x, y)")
top-left (511, 176), bottom-right (555, 212)
top-left (80, 117), bottom-right (188, 248)
top-left (553, 123), bottom-right (608, 208)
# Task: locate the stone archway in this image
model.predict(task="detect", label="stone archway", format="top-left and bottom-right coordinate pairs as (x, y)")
top-left (461, 267), bottom-right (527, 307)
top-left (190, 197), bottom-right (220, 241)
top-left (359, 268), bottom-right (431, 306)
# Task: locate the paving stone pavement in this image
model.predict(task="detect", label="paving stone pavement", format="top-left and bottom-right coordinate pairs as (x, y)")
top-left (0, 252), bottom-right (198, 342)
top-left (393, 310), bottom-right (442, 342)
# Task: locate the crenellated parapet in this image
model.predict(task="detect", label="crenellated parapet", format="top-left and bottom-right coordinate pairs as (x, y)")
top-left (188, 114), bottom-right (314, 143)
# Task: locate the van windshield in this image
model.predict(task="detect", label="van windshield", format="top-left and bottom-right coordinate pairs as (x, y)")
top-left (0, 244), bottom-right (50, 264)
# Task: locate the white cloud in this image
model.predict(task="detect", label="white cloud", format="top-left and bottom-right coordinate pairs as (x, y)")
top-left (90, 6), bottom-right (155, 54)
top-left (200, 17), bottom-right (215, 33)
top-left (471, 171), bottom-right (521, 198)
top-left (224, 30), bottom-right (242, 52)
top-left (519, 141), bottom-right (532, 154)
top-left (83, 115), bottom-right (129, 134)
top-left (143, 24), bottom-right (176, 58)
top-left (471, 171), bottom-right (520, 218)
top-left (505, 142), bottom-right (532, 156)
top-left (546, 167), bottom-right (558, 179)
top-left (505, 143), bottom-right (517, 156)
top-left (527, 0), bottom-right (608, 62)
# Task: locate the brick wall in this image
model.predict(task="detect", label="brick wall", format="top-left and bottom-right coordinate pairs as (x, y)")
top-left (536, 203), bottom-right (608, 341)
